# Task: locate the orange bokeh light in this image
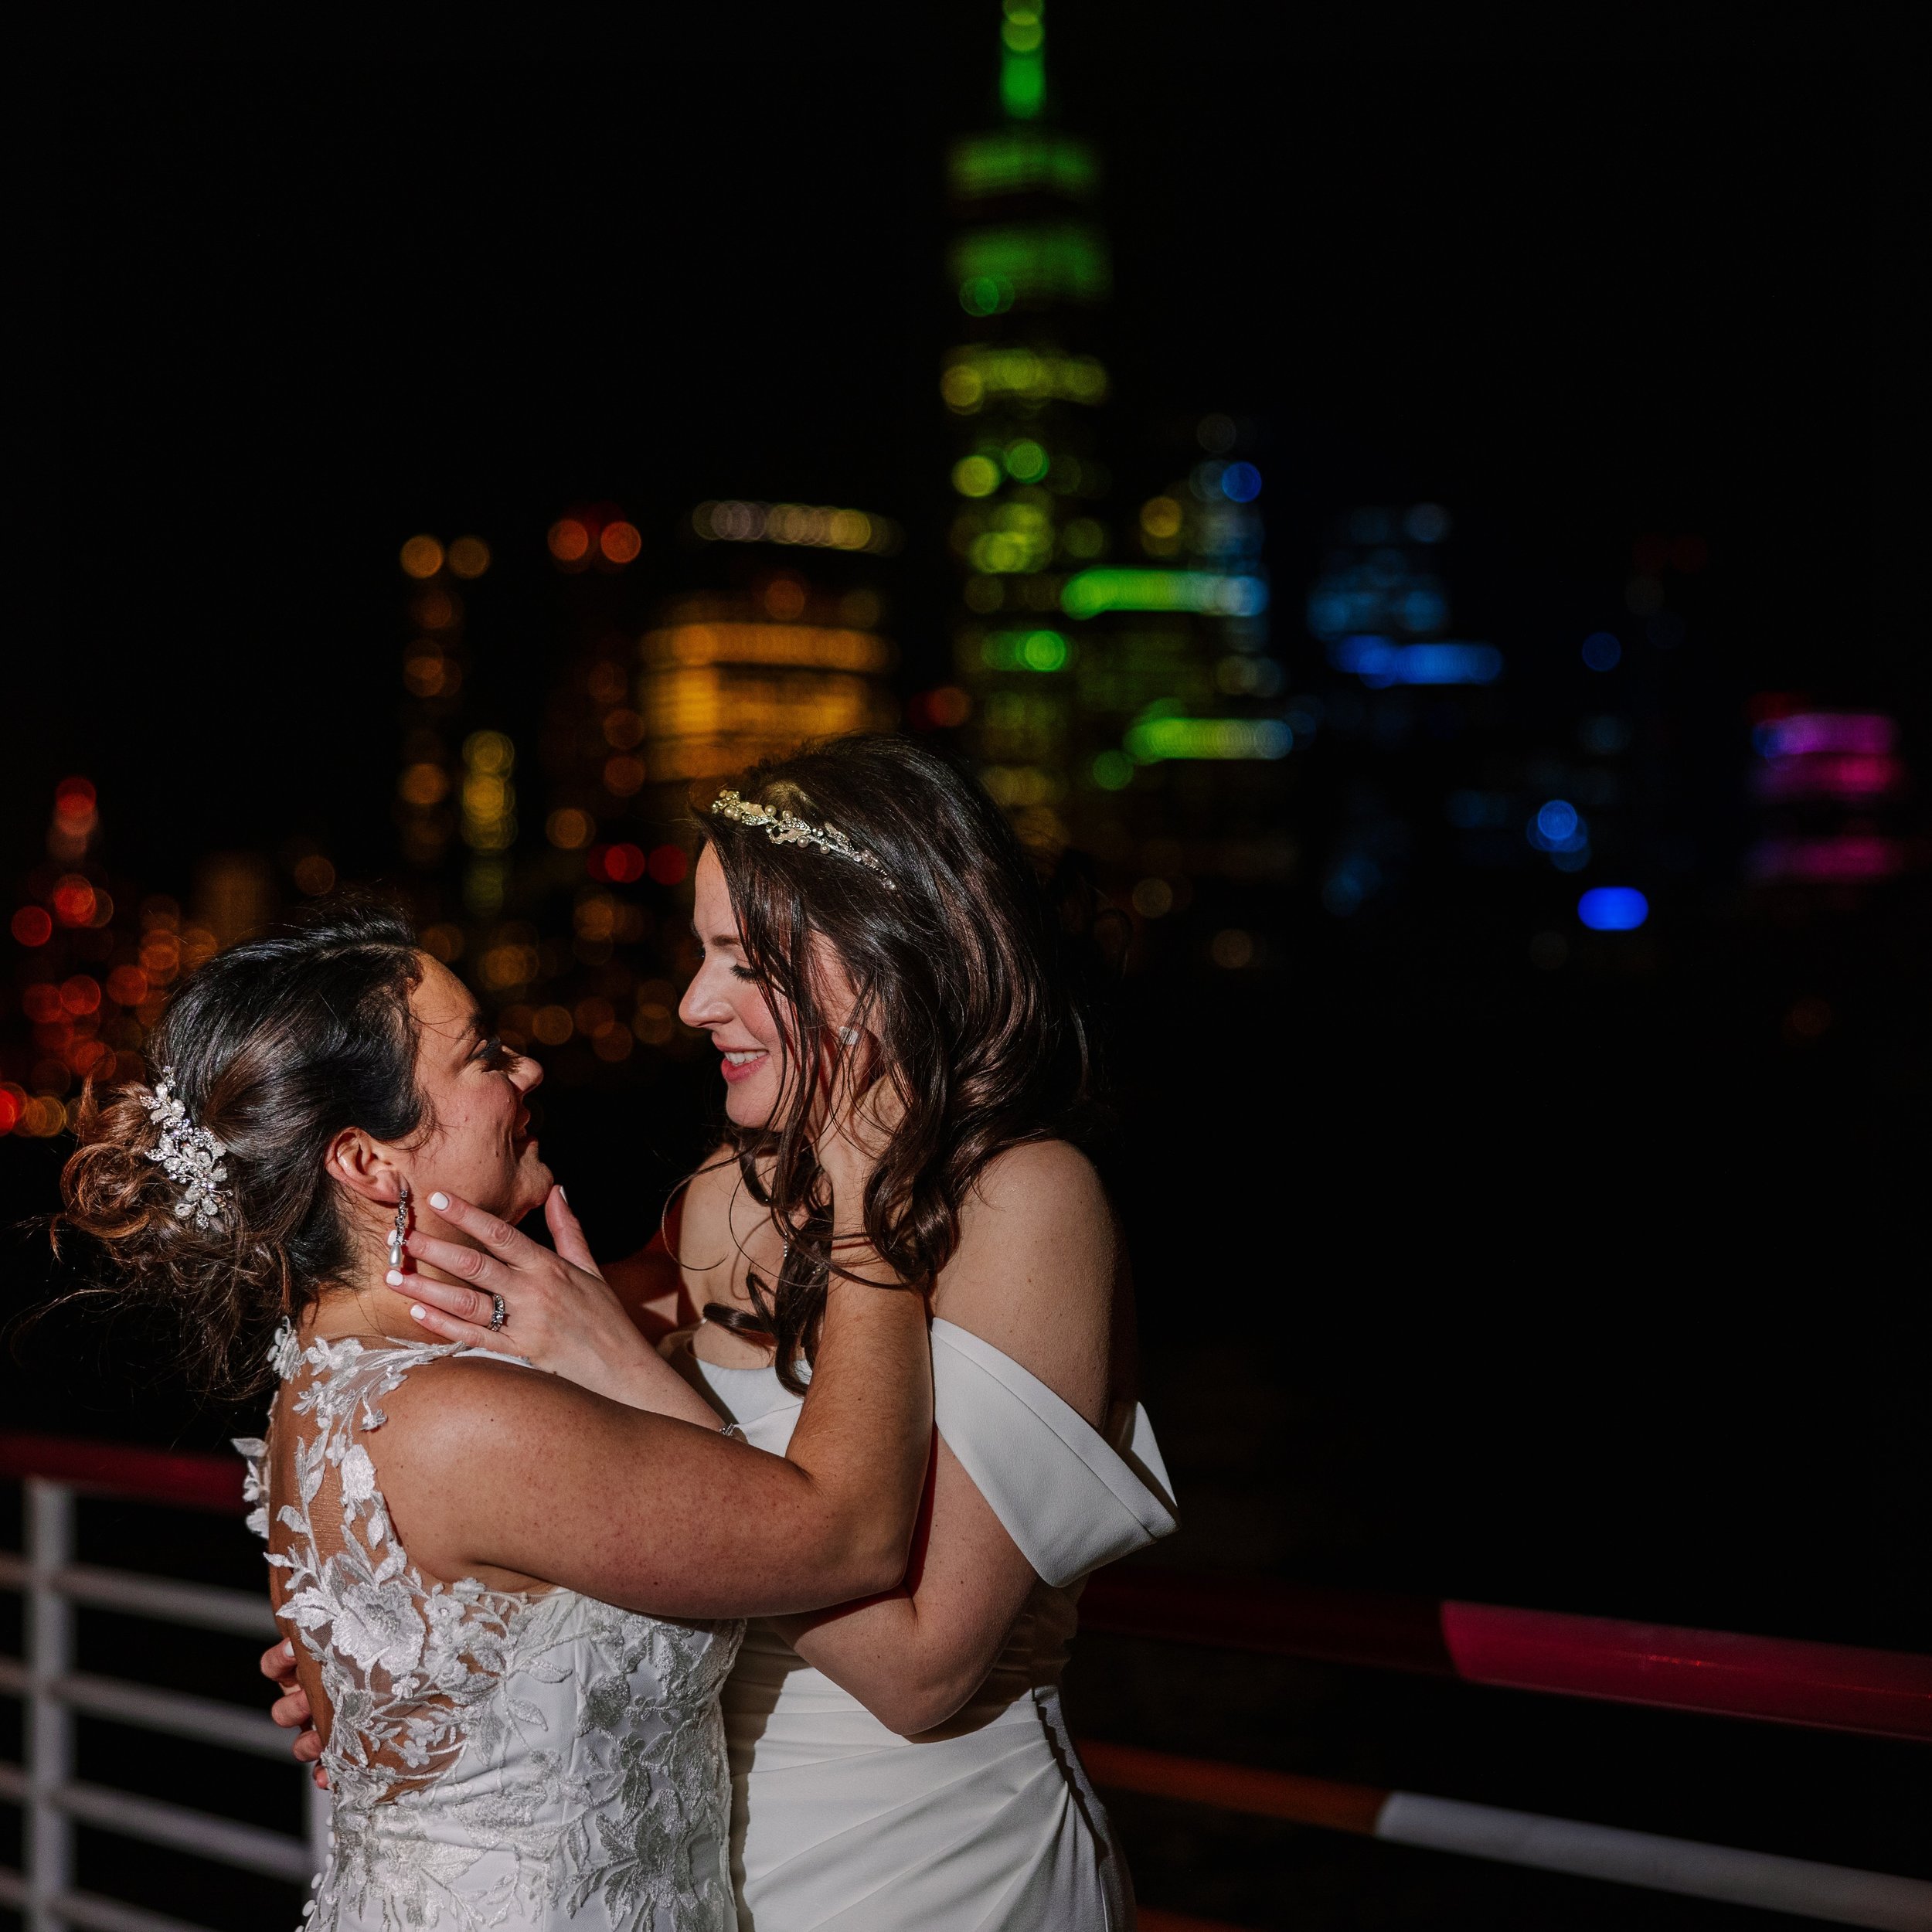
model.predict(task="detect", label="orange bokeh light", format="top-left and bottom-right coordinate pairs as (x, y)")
top-left (548, 519), bottom-right (591, 563)
top-left (600, 522), bottom-right (642, 565)
top-left (106, 965), bottom-right (148, 1005)
top-left (12, 906), bottom-right (53, 947)
top-left (400, 535), bottom-right (445, 580)
top-left (55, 778), bottom-right (97, 819)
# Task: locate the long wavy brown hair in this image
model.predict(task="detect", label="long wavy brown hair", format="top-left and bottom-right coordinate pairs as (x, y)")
top-left (694, 734), bottom-right (1097, 1390)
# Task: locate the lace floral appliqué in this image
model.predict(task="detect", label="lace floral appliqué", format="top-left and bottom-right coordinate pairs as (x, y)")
top-left (241, 1326), bottom-right (742, 1931)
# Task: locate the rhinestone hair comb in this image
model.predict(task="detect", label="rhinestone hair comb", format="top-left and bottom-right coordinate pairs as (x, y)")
top-left (141, 1068), bottom-right (232, 1230)
top-left (708, 789), bottom-right (895, 889)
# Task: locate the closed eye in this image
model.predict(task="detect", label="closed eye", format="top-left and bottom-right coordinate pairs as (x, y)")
top-left (472, 1034), bottom-right (505, 1067)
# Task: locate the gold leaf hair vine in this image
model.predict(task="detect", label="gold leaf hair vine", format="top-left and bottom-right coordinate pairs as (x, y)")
top-left (708, 790), bottom-right (896, 889)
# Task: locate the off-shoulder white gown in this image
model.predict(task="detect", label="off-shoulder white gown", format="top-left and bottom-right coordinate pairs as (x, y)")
top-left (682, 1318), bottom-right (1179, 1932)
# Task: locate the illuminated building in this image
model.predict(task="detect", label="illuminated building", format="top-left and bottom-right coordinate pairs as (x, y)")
top-left (944, 9), bottom-right (1291, 917)
top-left (3, 780), bottom-right (206, 1138)
top-left (457, 499), bottom-right (899, 1082)
top-left (1746, 705), bottom-right (1907, 888)
top-left (943, 1), bottom-right (1114, 859)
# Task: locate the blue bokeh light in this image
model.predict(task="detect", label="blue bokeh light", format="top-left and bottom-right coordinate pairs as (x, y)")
top-left (1536, 799), bottom-right (1580, 844)
top-left (1577, 886), bottom-right (1649, 930)
top-left (1581, 631), bottom-right (1622, 672)
top-left (1220, 462), bottom-right (1262, 502)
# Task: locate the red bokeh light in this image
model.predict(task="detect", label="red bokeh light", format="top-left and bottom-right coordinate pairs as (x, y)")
top-left (0, 1087), bottom-right (23, 1134)
top-left (60, 976), bottom-right (103, 1016)
top-left (22, 985), bottom-right (65, 1024)
top-left (588, 843), bottom-right (648, 885)
top-left (55, 778), bottom-right (97, 820)
top-left (600, 522), bottom-right (642, 565)
top-left (51, 876), bottom-right (97, 927)
top-left (12, 906), bottom-right (53, 947)
top-left (548, 519), bottom-right (591, 563)
top-left (647, 845), bottom-right (688, 886)
top-left (107, 965), bottom-right (148, 1005)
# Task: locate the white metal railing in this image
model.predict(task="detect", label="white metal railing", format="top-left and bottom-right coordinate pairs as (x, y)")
top-left (0, 1476), bottom-right (325, 1931)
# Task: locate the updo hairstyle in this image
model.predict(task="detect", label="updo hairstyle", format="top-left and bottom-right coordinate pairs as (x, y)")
top-left (57, 900), bottom-right (429, 1394)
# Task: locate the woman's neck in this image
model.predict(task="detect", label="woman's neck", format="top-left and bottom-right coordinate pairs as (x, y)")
top-left (300, 1241), bottom-right (474, 1346)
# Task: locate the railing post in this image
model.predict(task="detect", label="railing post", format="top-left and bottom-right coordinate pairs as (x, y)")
top-left (26, 1478), bottom-right (76, 1932)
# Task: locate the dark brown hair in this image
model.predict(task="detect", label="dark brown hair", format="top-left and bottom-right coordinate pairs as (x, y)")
top-left (695, 734), bottom-right (1094, 1389)
top-left (56, 900), bottom-right (428, 1396)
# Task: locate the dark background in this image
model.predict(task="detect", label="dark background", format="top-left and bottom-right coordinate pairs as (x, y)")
top-left (5, 32), bottom-right (1924, 1931)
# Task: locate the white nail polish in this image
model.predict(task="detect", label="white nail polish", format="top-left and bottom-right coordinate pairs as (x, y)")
top-left (838, 1026), bottom-right (859, 1046)
top-left (386, 1270), bottom-right (403, 1287)
top-left (410, 1305), bottom-right (427, 1321)
top-left (430, 1192), bottom-right (450, 1211)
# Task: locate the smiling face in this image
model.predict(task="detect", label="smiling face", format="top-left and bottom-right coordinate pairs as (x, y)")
top-left (398, 954), bottom-right (552, 1219)
top-left (679, 845), bottom-right (861, 1128)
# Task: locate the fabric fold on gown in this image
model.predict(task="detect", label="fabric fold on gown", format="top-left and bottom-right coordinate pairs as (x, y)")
top-left (689, 1317), bottom-right (1179, 1932)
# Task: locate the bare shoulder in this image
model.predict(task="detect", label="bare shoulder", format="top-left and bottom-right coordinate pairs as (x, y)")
top-left (934, 1139), bottom-right (1118, 1426)
top-left (675, 1144), bottom-right (741, 1284)
top-left (373, 1352), bottom-right (602, 1469)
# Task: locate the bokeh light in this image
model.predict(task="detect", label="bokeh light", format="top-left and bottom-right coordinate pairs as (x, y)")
top-left (12, 906), bottom-right (53, 947)
top-left (600, 521), bottom-right (642, 565)
top-left (400, 535), bottom-right (444, 579)
top-left (548, 519), bottom-right (591, 564)
top-left (546, 809), bottom-right (594, 850)
top-left (1577, 886), bottom-right (1649, 930)
top-left (1581, 631), bottom-right (1622, 672)
top-left (446, 536), bottom-right (491, 579)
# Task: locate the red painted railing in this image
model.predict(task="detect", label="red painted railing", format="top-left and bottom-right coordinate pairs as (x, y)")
top-left (1080, 1567), bottom-right (1932, 1742)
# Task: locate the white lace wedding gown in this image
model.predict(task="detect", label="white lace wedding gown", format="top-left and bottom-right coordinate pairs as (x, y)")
top-left (682, 1317), bottom-right (1179, 1932)
top-left (241, 1332), bottom-right (744, 1932)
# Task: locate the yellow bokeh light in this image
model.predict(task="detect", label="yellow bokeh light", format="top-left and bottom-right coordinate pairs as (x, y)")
top-left (546, 808), bottom-right (594, 850)
top-left (446, 536), bottom-right (491, 579)
top-left (532, 1005), bottom-right (573, 1046)
top-left (464, 731), bottom-right (515, 776)
top-left (953, 455), bottom-right (1000, 498)
top-left (400, 535), bottom-right (444, 580)
top-left (1140, 497), bottom-right (1183, 539)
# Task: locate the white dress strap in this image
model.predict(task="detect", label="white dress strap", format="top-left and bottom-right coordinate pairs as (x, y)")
top-left (930, 1316), bottom-right (1178, 1587)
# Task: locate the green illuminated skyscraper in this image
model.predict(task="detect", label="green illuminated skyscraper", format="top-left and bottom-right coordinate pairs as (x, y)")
top-left (947, 5), bottom-right (1291, 905)
top-left (944, 0), bottom-right (1115, 861)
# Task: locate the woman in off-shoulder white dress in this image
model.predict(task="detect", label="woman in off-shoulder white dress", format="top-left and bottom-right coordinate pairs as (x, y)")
top-left (685, 1315), bottom-right (1175, 1931)
top-left (369, 736), bottom-right (1182, 1930)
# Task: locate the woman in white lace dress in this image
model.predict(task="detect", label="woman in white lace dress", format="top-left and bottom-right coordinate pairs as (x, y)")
top-left (355, 739), bottom-right (1181, 1931)
top-left (60, 901), bottom-right (932, 1932)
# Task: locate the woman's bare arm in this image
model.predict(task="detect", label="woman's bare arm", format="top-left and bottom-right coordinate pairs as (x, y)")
top-left (376, 1263), bottom-right (931, 1618)
top-left (772, 1141), bottom-right (1120, 1735)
